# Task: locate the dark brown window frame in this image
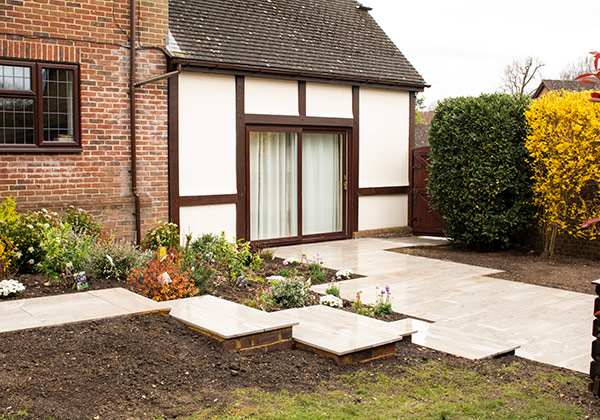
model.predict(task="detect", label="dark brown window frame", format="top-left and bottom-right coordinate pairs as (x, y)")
top-left (0, 59), bottom-right (81, 154)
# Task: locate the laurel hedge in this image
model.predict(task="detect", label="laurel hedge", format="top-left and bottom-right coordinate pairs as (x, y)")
top-left (427, 94), bottom-right (533, 250)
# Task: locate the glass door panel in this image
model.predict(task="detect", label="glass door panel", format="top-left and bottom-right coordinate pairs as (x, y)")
top-left (302, 133), bottom-right (343, 235)
top-left (249, 131), bottom-right (298, 240)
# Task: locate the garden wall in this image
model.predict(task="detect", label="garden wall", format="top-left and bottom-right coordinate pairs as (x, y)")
top-left (0, 0), bottom-right (170, 241)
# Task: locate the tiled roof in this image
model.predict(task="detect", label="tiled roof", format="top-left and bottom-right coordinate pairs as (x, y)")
top-left (168, 0), bottom-right (426, 88)
top-left (532, 79), bottom-right (600, 98)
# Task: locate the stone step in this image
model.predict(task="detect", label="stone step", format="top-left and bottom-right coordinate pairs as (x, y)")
top-left (162, 295), bottom-right (297, 352)
top-left (394, 319), bottom-right (520, 360)
top-left (0, 287), bottom-right (169, 334)
top-left (269, 305), bottom-right (416, 365)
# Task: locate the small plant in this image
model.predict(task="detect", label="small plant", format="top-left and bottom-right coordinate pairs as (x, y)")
top-left (277, 267), bottom-right (300, 278)
top-left (373, 286), bottom-right (393, 317)
top-left (189, 232), bottom-right (229, 261)
top-left (0, 196), bottom-right (19, 236)
top-left (352, 290), bottom-right (374, 317)
top-left (282, 257), bottom-right (299, 266)
top-left (319, 294), bottom-right (343, 308)
top-left (270, 277), bottom-right (309, 308)
top-left (335, 268), bottom-right (353, 280)
top-left (87, 239), bottom-right (149, 282)
top-left (63, 206), bottom-right (102, 237)
top-left (305, 256), bottom-right (326, 284)
top-left (142, 221), bottom-right (180, 251)
top-left (324, 280), bottom-right (340, 298)
top-left (259, 248), bottom-right (275, 260)
top-left (187, 257), bottom-right (216, 295)
top-left (127, 249), bottom-right (198, 301)
top-left (35, 223), bottom-right (95, 282)
top-left (0, 279), bottom-right (25, 297)
top-left (0, 234), bottom-right (15, 280)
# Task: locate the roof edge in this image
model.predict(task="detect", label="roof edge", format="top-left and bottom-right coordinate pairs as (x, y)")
top-left (170, 58), bottom-right (429, 91)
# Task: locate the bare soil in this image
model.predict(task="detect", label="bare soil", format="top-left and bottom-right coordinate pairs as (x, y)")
top-left (391, 245), bottom-right (600, 295)
top-left (1, 314), bottom-right (598, 420)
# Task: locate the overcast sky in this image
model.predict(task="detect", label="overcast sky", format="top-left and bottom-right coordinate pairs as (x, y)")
top-left (366, 0), bottom-right (600, 108)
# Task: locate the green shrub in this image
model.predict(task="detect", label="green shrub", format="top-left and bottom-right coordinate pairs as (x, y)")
top-left (270, 277), bottom-right (309, 308)
top-left (9, 209), bottom-right (62, 273)
top-left (63, 206), bottom-right (102, 237)
top-left (0, 196), bottom-right (19, 237)
top-left (427, 93), bottom-right (533, 250)
top-left (142, 221), bottom-right (180, 251)
top-left (189, 232), bottom-right (229, 260)
top-left (37, 223), bottom-right (95, 282)
top-left (87, 239), bottom-right (149, 282)
top-left (325, 281), bottom-right (341, 298)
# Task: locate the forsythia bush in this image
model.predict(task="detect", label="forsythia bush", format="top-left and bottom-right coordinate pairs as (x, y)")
top-left (428, 94), bottom-right (533, 249)
top-left (525, 90), bottom-right (600, 256)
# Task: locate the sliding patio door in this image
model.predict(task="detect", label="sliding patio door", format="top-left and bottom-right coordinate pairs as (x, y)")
top-left (249, 129), bottom-right (346, 242)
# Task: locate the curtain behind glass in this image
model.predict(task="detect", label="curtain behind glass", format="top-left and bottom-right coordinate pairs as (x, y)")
top-left (302, 133), bottom-right (342, 235)
top-left (250, 132), bottom-right (298, 240)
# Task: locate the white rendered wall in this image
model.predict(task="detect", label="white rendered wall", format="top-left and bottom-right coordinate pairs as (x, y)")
top-left (180, 204), bottom-right (237, 240)
top-left (359, 88), bottom-right (410, 188)
top-left (358, 195), bottom-right (408, 231)
top-left (245, 77), bottom-right (298, 115)
top-left (306, 83), bottom-right (353, 118)
top-left (178, 73), bottom-right (237, 196)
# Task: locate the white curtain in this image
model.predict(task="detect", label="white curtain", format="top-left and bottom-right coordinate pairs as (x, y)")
top-left (302, 133), bottom-right (342, 235)
top-left (250, 132), bottom-right (298, 240)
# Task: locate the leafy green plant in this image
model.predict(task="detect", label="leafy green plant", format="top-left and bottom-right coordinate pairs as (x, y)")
top-left (270, 277), bottom-right (309, 308)
top-left (0, 196), bottom-right (19, 237)
top-left (189, 232), bottom-right (229, 260)
top-left (352, 290), bottom-right (374, 317)
top-left (63, 206), bottom-right (102, 237)
top-left (427, 93), bottom-right (533, 250)
top-left (324, 280), bottom-right (340, 298)
top-left (277, 267), bottom-right (300, 278)
top-left (8, 209), bottom-right (62, 273)
top-left (37, 224), bottom-right (95, 282)
top-left (187, 258), bottom-right (216, 295)
top-left (142, 221), bottom-right (180, 251)
top-left (0, 234), bottom-right (15, 280)
top-left (87, 239), bottom-right (149, 282)
top-left (373, 286), bottom-right (393, 317)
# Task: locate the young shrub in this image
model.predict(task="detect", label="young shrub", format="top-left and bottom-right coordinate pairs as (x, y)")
top-left (270, 277), bottom-right (309, 308)
top-left (525, 90), bottom-right (600, 256)
top-left (0, 196), bottom-right (19, 237)
top-left (428, 94), bottom-right (533, 250)
top-left (187, 258), bottom-right (216, 295)
top-left (142, 221), bottom-right (180, 251)
top-left (8, 209), bottom-right (62, 273)
top-left (37, 223), bottom-right (95, 282)
top-left (87, 239), bottom-right (149, 282)
top-left (127, 249), bottom-right (198, 301)
top-left (189, 232), bottom-right (230, 261)
top-left (62, 206), bottom-right (102, 237)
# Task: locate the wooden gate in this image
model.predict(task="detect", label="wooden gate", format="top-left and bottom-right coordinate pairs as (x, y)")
top-left (411, 146), bottom-right (444, 236)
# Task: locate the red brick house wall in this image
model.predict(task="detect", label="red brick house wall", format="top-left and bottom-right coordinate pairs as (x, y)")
top-left (0, 0), bottom-right (169, 241)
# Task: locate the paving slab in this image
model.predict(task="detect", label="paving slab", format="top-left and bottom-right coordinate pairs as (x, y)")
top-left (0, 287), bottom-right (167, 333)
top-left (163, 295), bottom-right (298, 339)
top-left (269, 305), bottom-right (415, 356)
top-left (274, 238), bottom-right (595, 373)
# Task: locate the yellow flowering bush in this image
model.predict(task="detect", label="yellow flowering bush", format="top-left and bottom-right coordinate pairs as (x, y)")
top-left (525, 90), bottom-right (600, 256)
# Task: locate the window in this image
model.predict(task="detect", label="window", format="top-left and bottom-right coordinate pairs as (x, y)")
top-left (0, 60), bottom-right (79, 152)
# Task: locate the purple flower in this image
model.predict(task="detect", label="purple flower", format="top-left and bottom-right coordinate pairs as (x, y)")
top-left (385, 286), bottom-right (390, 295)
top-left (380, 290), bottom-right (385, 295)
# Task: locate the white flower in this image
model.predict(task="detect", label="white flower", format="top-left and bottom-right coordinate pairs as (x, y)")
top-left (27, 224), bottom-right (34, 229)
top-left (335, 269), bottom-right (353, 280)
top-left (65, 262), bottom-right (73, 270)
top-left (27, 246), bottom-right (34, 253)
top-left (282, 257), bottom-right (299, 266)
top-left (43, 223), bottom-right (50, 229)
top-left (14, 252), bottom-right (22, 259)
top-left (28, 259), bottom-right (34, 265)
top-left (320, 294), bottom-right (343, 308)
top-left (0, 280), bottom-right (26, 297)
top-left (106, 254), bottom-right (114, 267)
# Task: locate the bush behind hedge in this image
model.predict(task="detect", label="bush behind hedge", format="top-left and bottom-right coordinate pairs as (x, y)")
top-left (427, 93), bottom-right (533, 249)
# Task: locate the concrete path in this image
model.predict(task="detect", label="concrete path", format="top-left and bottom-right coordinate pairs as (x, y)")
top-left (0, 288), bottom-right (167, 333)
top-left (273, 237), bottom-right (595, 373)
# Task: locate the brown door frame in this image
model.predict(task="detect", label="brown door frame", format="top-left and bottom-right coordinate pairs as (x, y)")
top-left (245, 125), bottom-right (351, 247)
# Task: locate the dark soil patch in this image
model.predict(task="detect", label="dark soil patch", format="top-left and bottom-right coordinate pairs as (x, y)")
top-left (2, 273), bottom-right (124, 301)
top-left (390, 245), bottom-right (600, 295)
top-left (0, 314), bottom-right (597, 420)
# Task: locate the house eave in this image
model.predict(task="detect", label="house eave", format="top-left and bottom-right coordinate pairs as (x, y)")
top-left (169, 57), bottom-right (428, 92)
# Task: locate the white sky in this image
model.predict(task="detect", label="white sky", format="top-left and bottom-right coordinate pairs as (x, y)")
top-left (367, 0), bottom-right (600, 108)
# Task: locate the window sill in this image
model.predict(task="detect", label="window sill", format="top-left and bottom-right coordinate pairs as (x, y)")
top-left (0, 146), bottom-right (83, 154)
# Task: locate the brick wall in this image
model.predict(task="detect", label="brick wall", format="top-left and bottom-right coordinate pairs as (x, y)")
top-left (0, 0), bottom-right (169, 241)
